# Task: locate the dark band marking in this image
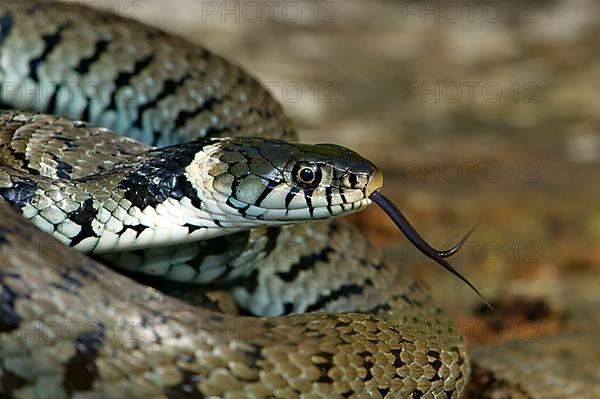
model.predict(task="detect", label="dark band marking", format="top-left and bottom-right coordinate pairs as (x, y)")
top-left (304, 189), bottom-right (314, 218)
top-left (390, 349), bottom-right (407, 368)
top-left (264, 227), bottom-right (281, 255)
top-left (0, 282), bottom-right (20, 332)
top-left (50, 153), bottom-right (73, 179)
top-left (0, 14), bottom-right (13, 47)
top-left (0, 178), bottom-right (38, 210)
top-left (347, 173), bottom-right (359, 188)
top-left (277, 246), bottom-right (334, 282)
top-left (29, 24), bottom-right (69, 83)
top-left (164, 370), bottom-right (205, 399)
top-left (305, 282), bottom-right (368, 312)
top-left (63, 326), bottom-right (105, 394)
top-left (81, 102), bottom-right (91, 122)
top-left (284, 186), bottom-right (300, 209)
top-left (106, 54), bottom-right (155, 111)
top-left (178, 175), bottom-right (203, 209)
top-left (400, 293), bottom-right (415, 306)
top-left (173, 97), bottom-right (223, 128)
top-left (132, 74), bottom-right (191, 129)
top-left (45, 88), bottom-right (59, 114)
top-left (361, 358), bottom-right (375, 381)
top-left (59, 135), bottom-right (78, 149)
top-left (230, 173), bottom-right (241, 200)
top-left (60, 271), bottom-right (83, 288)
top-left (283, 302), bottom-right (294, 314)
top-left (364, 303), bottom-right (392, 315)
top-left (239, 204), bottom-right (251, 216)
top-left (340, 190), bottom-right (347, 205)
top-left (117, 224), bottom-right (148, 238)
top-left (315, 352), bottom-right (335, 383)
top-left (226, 197), bottom-right (251, 216)
top-left (411, 390), bottom-right (424, 399)
top-left (254, 180), bottom-right (279, 207)
top-left (74, 39), bottom-right (110, 75)
top-left (183, 232), bottom-right (250, 283)
top-left (0, 370), bottom-right (27, 397)
top-left (68, 198), bottom-right (99, 246)
top-left (325, 187), bottom-right (333, 215)
top-left (45, 37), bottom-right (108, 115)
top-left (236, 269), bottom-right (260, 296)
top-left (184, 223), bottom-right (203, 234)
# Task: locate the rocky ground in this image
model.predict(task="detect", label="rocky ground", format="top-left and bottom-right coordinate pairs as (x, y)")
top-left (67, 0), bottom-right (600, 396)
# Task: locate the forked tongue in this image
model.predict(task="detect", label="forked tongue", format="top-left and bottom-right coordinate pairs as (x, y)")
top-left (370, 191), bottom-right (491, 309)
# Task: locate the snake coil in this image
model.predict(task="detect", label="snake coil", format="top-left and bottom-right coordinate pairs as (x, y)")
top-left (0, 1), bottom-right (472, 398)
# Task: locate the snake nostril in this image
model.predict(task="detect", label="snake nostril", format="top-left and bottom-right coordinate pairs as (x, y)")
top-left (342, 173), bottom-right (370, 190)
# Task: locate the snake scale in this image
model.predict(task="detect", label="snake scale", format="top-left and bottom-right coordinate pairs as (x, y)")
top-left (0, 1), bottom-right (472, 398)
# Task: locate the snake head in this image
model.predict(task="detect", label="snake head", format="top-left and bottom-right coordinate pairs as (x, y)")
top-left (193, 137), bottom-right (383, 224)
top-left (187, 137), bottom-right (486, 305)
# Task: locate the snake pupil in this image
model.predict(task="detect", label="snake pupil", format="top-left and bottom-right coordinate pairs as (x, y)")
top-left (300, 168), bottom-right (314, 183)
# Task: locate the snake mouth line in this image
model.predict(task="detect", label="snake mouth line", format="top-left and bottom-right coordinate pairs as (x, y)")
top-left (370, 191), bottom-right (491, 308)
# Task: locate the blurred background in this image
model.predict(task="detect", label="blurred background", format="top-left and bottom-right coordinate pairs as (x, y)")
top-left (67, 0), bottom-right (600, 396)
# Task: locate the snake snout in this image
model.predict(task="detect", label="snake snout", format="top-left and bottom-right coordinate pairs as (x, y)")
top-left (366, 168), bottom-right (384, 198)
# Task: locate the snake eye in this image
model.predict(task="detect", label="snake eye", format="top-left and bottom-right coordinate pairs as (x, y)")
top-left (292, 162), bottom-right (322, 189)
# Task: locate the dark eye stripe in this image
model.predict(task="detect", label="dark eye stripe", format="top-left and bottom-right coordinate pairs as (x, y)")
top-left (285, 186), bottom-right (300, 209)
top-left (340, 190), bottom-right (347, 204)
top-left (254, 180), bottom-right (280, 207)
top-left (325, 186), bottom-right (333, 215)
top-left (304, 189), bottom-right (314, 218)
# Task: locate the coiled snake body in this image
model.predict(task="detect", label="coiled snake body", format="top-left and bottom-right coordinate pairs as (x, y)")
top-left (0, 2), bottom-right (470, 398)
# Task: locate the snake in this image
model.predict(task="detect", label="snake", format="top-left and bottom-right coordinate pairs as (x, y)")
top-left (0, 1), bottom-right (480, 398)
